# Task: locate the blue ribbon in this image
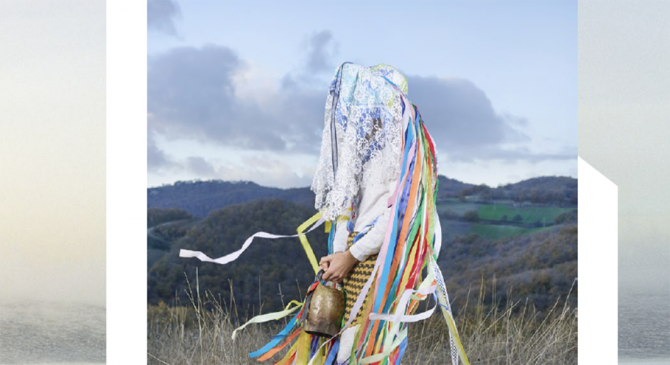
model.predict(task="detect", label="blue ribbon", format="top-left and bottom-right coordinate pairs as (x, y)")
top-left (249, 312), bottom-right (300, 358)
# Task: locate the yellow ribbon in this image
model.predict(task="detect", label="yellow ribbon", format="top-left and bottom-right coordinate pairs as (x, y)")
top-left (297, 210), bottom-right (324, 275)
top-left (231, 300), bottom-right (303, 340)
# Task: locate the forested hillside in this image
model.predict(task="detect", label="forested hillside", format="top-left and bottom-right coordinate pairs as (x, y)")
top-left (438, 224), bottom-right (577, 312)
top-left (147, 180), bottom-right (315, 217)
top-left (148, 175), bottom-right (577, 217)
top-left (147, 176), bottom-right (578, 317)
top-left (435, 176), bottom-right (475, 199)
top-left (459, 176), bottom-right (578, 205)
top-left (148, 199), bottom-right (328, 314)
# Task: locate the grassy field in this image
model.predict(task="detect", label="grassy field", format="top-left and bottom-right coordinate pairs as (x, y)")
top-left (436, 199), bottom-right (575, 240)
top-left (469, 223), bottom-right (528, 238)
top-left (147, 273), bottom-right (577, 365)
top-left (440, 220), bottom-right (472, 239)
top-left (437, 199), bottom-right (576, 224)
top-left (437, 202), bottom-right (481, 215)
top-left (477, 205), bottom-right (574, 224)
top-left (467, 223), bottom-right (553, 239)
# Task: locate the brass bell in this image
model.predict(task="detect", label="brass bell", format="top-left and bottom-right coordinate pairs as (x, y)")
top-left (304, 273), bottom-right (345, 337)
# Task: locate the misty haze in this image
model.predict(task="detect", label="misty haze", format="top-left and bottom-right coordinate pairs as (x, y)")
top-left (579, 0), bottom-right (670, 362)
top-left (0, 0), bottom-right (106, 364)
top-left (0, 261), bottom-right (105, 364)
top-left (619, 289), bottom-right (670, 363)
top-left (0, 301), bottom-right (105, 364)
top-left (619, 240), bottom-right (670, 363)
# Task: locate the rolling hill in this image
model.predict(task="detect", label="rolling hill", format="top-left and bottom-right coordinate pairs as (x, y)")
top-left (148, 175), bottom-right (577, 217)
top-left (147, 173), bottom-right (578, 317)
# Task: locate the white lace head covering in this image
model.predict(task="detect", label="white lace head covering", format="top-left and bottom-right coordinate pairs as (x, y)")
top-left (311, 62), bottom-right (409, 221)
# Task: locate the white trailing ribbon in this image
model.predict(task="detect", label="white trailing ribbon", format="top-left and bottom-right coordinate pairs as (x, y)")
top-left (179, 216), bottom-right (325, 265)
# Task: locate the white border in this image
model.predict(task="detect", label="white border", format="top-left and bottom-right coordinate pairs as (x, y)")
top-left (104, 1), bottom-right (620, 363)
top-left (578, 156), bottom-right (618, 363)
top-left (107, 0), bottom-right (147, 363)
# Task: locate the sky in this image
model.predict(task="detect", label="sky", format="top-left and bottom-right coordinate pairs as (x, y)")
top-left (0, 0), bottom-right (106, 305)
top-left (147, 0), bottom-right (578, 189)
top-left (579, 0), bottom-right (670, 292)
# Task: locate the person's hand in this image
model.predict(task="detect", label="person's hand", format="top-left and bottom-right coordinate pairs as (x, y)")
top-left (321, 251), bottom-right (359, 283)
top-left (319, 251), bottom-right (346, 271)
top-left (319, 255), bottom-right (332, 271)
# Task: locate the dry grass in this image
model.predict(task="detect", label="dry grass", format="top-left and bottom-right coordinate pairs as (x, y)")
top-left (147, 271), bottom-right (577, 365)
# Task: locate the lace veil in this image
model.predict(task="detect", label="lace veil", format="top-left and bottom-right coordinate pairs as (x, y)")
top-left (311, 62), bottom-right (409, 221)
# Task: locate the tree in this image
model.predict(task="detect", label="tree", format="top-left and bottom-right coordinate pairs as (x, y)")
top-left (463, 210), bottom-right (479, 222)
top-left (480, 188), bottom-right (492, 202)
top-left (513, 214), bottom-right (523, 223)
top-left (554, 209), bottom-right (577, 224)
top-left (458, 190), bottom-right (467, 202)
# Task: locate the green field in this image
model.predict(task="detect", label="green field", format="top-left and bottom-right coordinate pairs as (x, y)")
top-left (436, 201), bottom-right (479, 215)
top-left (477, 204), bottom-right (574, 224)
top-left (438, 200), bottom-right (575, 223)
top-left (439, 219), bottom-right (472, 239)
top-left (436, 200), bottom-right (576, 240)
top-left (468, 223), bottom-right (554, 239)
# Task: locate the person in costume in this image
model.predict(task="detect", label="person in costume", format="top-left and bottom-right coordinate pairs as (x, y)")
top-left (180, 61), bottom-right (470, 365)
top-left (315, 63), bottom-right (407, 364)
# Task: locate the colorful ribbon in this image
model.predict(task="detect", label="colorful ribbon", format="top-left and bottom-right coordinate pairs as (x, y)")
top-left (179, 75), bottom-right (470, 365)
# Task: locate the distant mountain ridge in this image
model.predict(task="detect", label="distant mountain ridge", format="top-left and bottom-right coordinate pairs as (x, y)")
top-left (148, 175), bottom-right (577, 218)
top-left (147, 197), bottom-right (577, 315)
top-left (436, 176), bottom-right (475, 199)
top-left (148, 180), bottom-right (315, 217)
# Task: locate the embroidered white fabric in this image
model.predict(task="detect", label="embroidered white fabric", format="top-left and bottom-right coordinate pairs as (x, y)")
top-left (311, 63), bottom-right (408, 221)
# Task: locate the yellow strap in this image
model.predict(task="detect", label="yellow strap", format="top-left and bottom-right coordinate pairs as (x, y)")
top-left (297, 211), bottom-right (323, 275)
top-left (276, 336), bottom-right (301, 365)
top-left (398, 241), bottom-right (419, 291)
top-left (295, 331), bottom-right (312, 364)
top-left (441, 309), bottom-right (469, 364)
top-left (359, 326), bottom-right (408, 364)
top-left (430, 257), bottom-right (470, 365)
top-left (336, 215), bottom-right (350, 223)
top-left (231, 300), bottom-right (303, 340)
top-left (232, 210), bottom-right (324, 339)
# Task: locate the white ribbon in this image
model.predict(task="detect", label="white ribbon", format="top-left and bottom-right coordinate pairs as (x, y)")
top-left (179, 217), bottom-right (325, 265)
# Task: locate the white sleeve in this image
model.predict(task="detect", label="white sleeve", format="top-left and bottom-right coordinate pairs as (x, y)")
top-left (348, 180), bottom-right (397, 262)
top-left (332, 198), bottom-right (353, 253)
top-left (333, 219), bottom-right (350, 253)
top-left (348, 206), bottom-right (392, 261)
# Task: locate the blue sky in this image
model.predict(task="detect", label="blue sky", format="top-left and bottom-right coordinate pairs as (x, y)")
top-left (147, 0), bottom-right (577, 188)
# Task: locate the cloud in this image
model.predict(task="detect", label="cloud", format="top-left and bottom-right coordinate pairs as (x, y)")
top-left (148, 34), bottom-right (574, 178)
top-left (407, 75), bottom-right (527, 147)
top-left (303, 30), bottom-right (339, 75)
top-left (147, 132), bottom-right (176, 172)
top-left (185, 156), bottom-right (216, 176)
top-left (282, 30), bottom-right (339, 89)
top-left (445, 145), bottom-right (576, 164)
top-left (148, 43), bottom-right (325, 155)
top-left (147, 0), bottom-right (181, 37)
top-left (156, 153), bottom-right (314, 189)
top-left (406, 75), bottom-right (575, 163)
top-left (501, 112), bottom-right (529, 127)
